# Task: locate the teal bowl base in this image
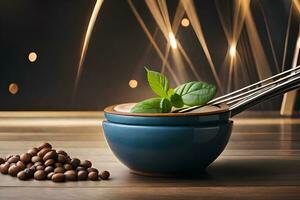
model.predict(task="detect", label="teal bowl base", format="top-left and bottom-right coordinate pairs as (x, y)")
top-left (103, 121), bottom-right (233, 176)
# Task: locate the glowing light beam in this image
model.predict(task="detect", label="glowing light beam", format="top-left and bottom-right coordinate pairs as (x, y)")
top-left (181, 0), bottom-right (223, 94)
top-left (127, 0), bottom-right (180, 85)
top-left (229, 43), bottom-right (237, 58)
top-left (168, 32), bottom-right (177, 49)
top-left (73, 0), bottom-right (104, 96)
top-left (293, 0), bottom-right (300, 13)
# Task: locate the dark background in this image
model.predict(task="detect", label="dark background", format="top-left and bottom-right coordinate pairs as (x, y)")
top-left (0, 0), bottom-right (299, 111)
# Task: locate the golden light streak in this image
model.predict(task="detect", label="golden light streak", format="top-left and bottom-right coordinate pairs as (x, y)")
top-left (242, 0), bottom-right (272, 80)
top-left (232, 0), bottom-right (249, 42)
top-left (171, 2), bottom-right (186, 33)
top-left (28, 52), bottom-right (37, 62)
top-left (297, 36), bottom-right (300, 48)
top-left (216, 0), bottom-right (248, 92)
top-left (143, 0), bottom-right (201, 83)
top-left (168, 32), bottom-right (177, 49)
top-left (127, 0), bottom-right (180, 85)
top-left (128, 80), bottom-right (138, 88)
top-left (181, 0), bottom-right (223, 94)
top-left (280, 28), bottom-right (300, 116)
top-left (158, 0), bottom-right (172, 33)
top-left (161, 2), bottom-right (186, 74)
top-left (258, 2), bottom-right (280, 73)
top-left (281, 7), bottom-right (300, 115)
top-left (74, 0), bottom-right (104, 95)
top-left (216, 0), bottom-right (250, 92)
top-left (293, 0), bottom-right (300, 13)
top-left (145, 0), bottom-right (169, 38)
top-left (181, 18), bottom-right (190, 27)
top-left (177, 43), bottom-right (201, 80)
top-left (148, 0), bottom-right (201, 82)
top-left (215, 2), bottom-right (231, 44)
top-left (281, 3), bottom-right (293, 69)
top-left (160, 44), bottom-right (171, 74)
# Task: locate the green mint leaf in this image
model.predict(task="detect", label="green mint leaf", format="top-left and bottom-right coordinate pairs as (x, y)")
top-left (170, 93), bottom-right (184, 108)
top-left (167, 88), bottom-right (175, 98)
top-left (130, 97), bottom-right (171, 113)
top-left (174, 81), bottom-right (216, 106)
top-left (145, 67), bottom-right (169, 98)
top-left (160, 98), bottom-right (172, 113)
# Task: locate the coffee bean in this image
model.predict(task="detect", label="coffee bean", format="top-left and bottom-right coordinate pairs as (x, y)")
top-left (64, 170), bottom-right (77, 181)
top-left (88, 172), bottom-right (98, 181)
top-left (43, 150), bottom-right (57, 161)
top-left (57, 154), bottom-right (66, 163)
top-left (54, 167), bottom-right (65, 173)
top-left (64, 164), bottom-right (73, 171)
top-left (0, 143), bottom-right (110, 183)
top-left (36, 165), bottom-right (45, 170)
top-left (26, 163), bottom-right (34, 168)
top-left (47, 172), bottom-right (55, 180)
top-left (44, 159), bottom-right (55, 166)
top-left (71, 158), bottom-right (80, 169)
top-left (87, 168), bottom-right (98, 174)
top-left (31, 156), bottom-right (43, 163)
top-left (52, 173), bottom-right (65, 182)
top-left (99, 171), bottom-right (110, 180)
top-left (5, 154), bottom-right (14, 161)
top-left (77, 170), bottom-right (88, 180)
top-left (16, 161), bottom-right (25, 171)
top-left (34, 170), bottom-right (46, 180)
top-left (65, 157), bottom-right (71, 164)
top-left (8, 164), bottom-right (20, 176)
top-left (80, 160), bottom-right (92, 168)
top-left (38, 143), bottom-right (52, 151)
top-left (54, 163), bottom-right (63, 168)
top-left (34, 162), bottom-right (43, 167)
top-left (27, 148), bottom-right (38, 156)
top-left (76, 166), bottom-right (85, 171)
top-left (0, 163), bottom-right (10, 174)
top-left (44, 166), bottom-right (54, 174)
top-left (7, 156), bottom-right (20, 164)
top-left (57, 150), bottom-right (68, 157)
top-left (24, 168), bottom-right (33, 178)
top-left (20, 153), bottom-right (32, 164)
top-left (17, 171), bottom-right (28, 180)
top-left (29, 166), bottom-right (36, 174)
top-left (37, 148), bottom-right (51, 158)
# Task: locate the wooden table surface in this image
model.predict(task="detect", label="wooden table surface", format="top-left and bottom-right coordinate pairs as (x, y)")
top-left (0, 112), bottom-right (299, 200)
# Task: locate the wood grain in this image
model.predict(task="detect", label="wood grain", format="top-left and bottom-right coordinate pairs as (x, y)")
top-left (0, 112), bottom-right (299, 199)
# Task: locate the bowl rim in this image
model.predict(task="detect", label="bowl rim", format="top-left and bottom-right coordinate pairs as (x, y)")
top-left (104, 103), bottom-right (229, 117)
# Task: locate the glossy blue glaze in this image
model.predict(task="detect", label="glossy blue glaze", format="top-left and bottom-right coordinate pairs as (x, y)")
top-left (102, 120), bottom-right (233, 174)
top-left (104, 111), bottom-right (230, 126)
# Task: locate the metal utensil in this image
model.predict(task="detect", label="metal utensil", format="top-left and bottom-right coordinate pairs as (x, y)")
top-left (176, 66), bottom-right (300, 115)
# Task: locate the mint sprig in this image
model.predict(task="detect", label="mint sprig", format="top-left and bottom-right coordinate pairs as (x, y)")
top-left (130, 68), bottom-right (216, 113)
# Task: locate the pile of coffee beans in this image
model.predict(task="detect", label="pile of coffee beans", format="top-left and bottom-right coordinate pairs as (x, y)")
top-left (0, 143), bottom-right (110, 182)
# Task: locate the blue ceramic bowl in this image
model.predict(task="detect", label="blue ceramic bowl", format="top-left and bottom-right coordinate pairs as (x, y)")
top-left (102, 104), bottom-right (232, 176)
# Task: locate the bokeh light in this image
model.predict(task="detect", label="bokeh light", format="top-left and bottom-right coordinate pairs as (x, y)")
top-left (8, 83), bottom-right (19, 95)
top-left (129, 79), bottom-right (138, 88)
top-left (181, 18), bottom-right (190, 27)
top-left (229, 43), bottom-right (237, 58)
top-left (28, 52), bottom-right (37, 62)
